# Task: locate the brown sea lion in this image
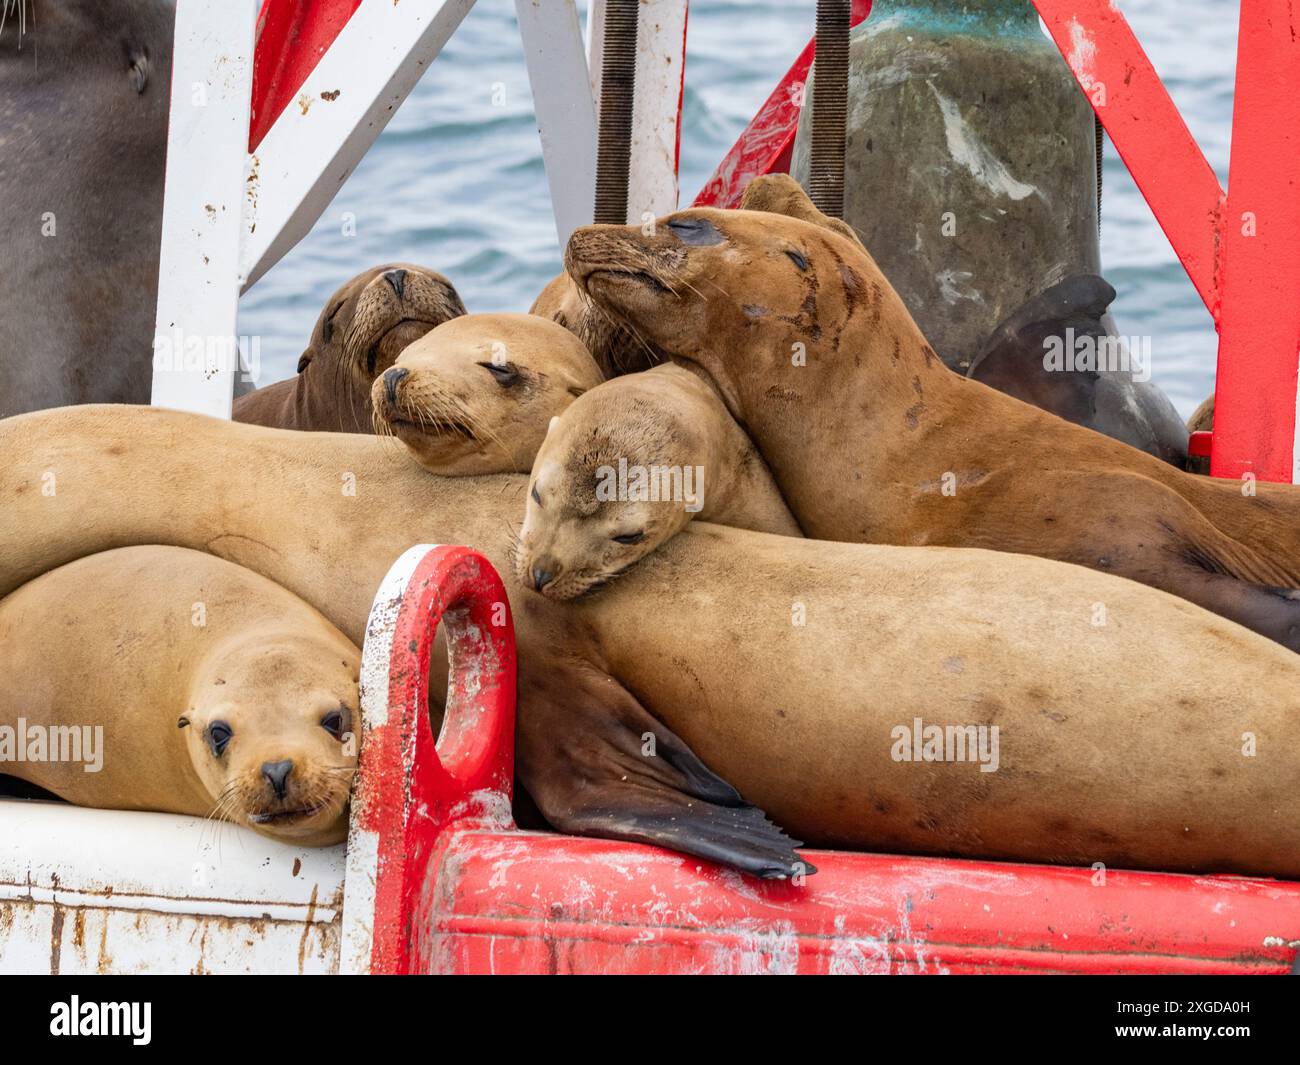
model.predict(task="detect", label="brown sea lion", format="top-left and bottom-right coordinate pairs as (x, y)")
top-left (529, 273), bottom-right (658, 378)
top-left (0, 0), bottom-right (174, 417)
top-left (516, 363), bottom-right (801, 598)
top-left (232, 264), bottom-right (466, 432)
top-left (5, 405), bottom-right (1300, 880)
top-left (563, 203), bottom-right (1300, 654)
top-left (0, 546), bottom-right (358, 846)
top-left (371, 313), bottom-right (602, 475)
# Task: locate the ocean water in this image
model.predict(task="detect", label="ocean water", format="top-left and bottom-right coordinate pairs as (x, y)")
top-left (238, 0), bottom-right (1232, 417)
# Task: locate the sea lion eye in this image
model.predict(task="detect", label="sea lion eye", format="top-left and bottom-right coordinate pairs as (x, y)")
top-left (667, 218), bottom-right (724, 246)
top-left (613, 531), bottom-right (645, 545)
top-left (322, 300), bottom-right (345, 343)
top-left (478, 361), bottom-right (519, 386)
top-left (207, 721), bottom-right (233, 757)
top-left (531, 484), bottom-right (542, 507)
top-left (321, 710), bottom-right (348, 739)
top-left (786, 250), bottom-right (809, 271)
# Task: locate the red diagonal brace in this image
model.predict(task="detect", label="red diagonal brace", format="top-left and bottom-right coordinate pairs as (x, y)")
top-left (1034, 0), bottom-right (1225, 319)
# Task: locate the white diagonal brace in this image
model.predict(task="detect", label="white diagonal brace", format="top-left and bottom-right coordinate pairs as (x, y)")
top-left (239, 0), bottom-right (479, 291)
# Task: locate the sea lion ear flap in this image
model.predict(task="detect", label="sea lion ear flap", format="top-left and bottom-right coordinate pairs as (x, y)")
top-left (739, 173), bottom-right (865, 248)
top-left (519, 668), bottom-right (815, 880)
top-left (296, 348), bottom-right (314, 374)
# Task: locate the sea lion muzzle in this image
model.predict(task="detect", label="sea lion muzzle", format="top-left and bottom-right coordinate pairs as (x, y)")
top-left (383, 367), bottom-right (409, 406)
top-left (384, 268), bottom-right (408, 299)
top-left (261, 759), bottom-right (293, 800)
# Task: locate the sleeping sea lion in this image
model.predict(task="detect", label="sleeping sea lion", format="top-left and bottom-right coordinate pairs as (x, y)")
top-left (516, 363), bottom-right (801, 598)
top-left (0, 546), bottom-right (358, 846)
top-left (371, 313), bottom-right (602, 475)
top-left (233, 264), bottom-right (466, 432)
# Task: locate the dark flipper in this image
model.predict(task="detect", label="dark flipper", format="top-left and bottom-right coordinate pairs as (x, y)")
top-left (517, 661), bottom-right (814, 879)
top-left (969, 274), bottom-right (1190, 467)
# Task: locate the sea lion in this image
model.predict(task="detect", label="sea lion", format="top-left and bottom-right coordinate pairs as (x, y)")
top-left (517, 363), bottom-right (801, 598)
top-left (0, 546), bottom-right (358, 846)
top-left (371, 313), bottom-right (603, 475)
top-left (967, 274), bottom-right (1190, 466)
top-left (563, 201), bottom-right (1300, 654)
top-left (232, 264), bottom-right (467, 432)
top-left (6, 405), bottom-right (1300, 881)
top-left (530, 273), bottom-right (658, 377)
top-left (738, 172), bottom-right (864, 248)
top-left (0, 0), bottom-right (174, 417)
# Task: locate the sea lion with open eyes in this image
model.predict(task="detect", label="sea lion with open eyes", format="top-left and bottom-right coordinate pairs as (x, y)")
top-left (563, 190), bottom-right (1300, 655)
top-left (372, 313), bottom-right (603, 475)
top-left (8, 405), bottom-right (1300, 881)
top-left (0, 546), bottom-right (359, 846)
top-left (516, 363), bottom-right (801, 599)
top-left (233, 264), bottom-right (467, 433)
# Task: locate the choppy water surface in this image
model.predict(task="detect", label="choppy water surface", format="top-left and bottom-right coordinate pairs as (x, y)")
top-left (239, 0), bottom-right (1232, 416)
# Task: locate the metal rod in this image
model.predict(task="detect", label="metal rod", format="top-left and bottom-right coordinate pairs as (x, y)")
top-left (594, 0), bottom-right (639, 225)
top-left (808, 0), bottom-right (851, 219)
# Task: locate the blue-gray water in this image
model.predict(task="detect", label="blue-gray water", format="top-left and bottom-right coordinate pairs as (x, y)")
top-left (239, 0), bottom-right (1230, 417)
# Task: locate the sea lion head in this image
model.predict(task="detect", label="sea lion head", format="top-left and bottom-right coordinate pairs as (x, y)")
top-left (178, 627), bottom-right (360, 847)
top-left (301, 262), bottom-right (466, 389)
top-left (564, 188), bottom-right (876, 417)
top-left (514, 378), bottom-right (703, 600)
top-left (530, 273), bottom-right (663, 377)
top-left (371, 312), bottom-right (603, 475)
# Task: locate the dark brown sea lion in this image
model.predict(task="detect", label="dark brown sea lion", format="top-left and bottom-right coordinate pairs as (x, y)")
top-left (5, 406), bottom-right (1300, 881)
top-left (0, 0), bottom-right (174, 417)
top-left (563, 201), bottom-right (1300, 653)
top-left (233, 264), bottom-right (466, 432)
top-left (968, 274), bottom-right (1190, 467)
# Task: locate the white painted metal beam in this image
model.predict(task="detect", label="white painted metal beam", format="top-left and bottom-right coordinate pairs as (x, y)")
top-left (587, 0), bottom-right (688, 223)
top-left (150, 1), bottom-right (257, 418)
top-left (515, 0), bottom-right (599, 247)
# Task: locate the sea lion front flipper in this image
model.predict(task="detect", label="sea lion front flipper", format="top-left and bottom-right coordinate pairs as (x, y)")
top-left (518, 664), bottom-right (815, 879)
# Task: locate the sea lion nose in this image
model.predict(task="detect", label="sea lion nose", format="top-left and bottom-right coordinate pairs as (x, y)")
top-left (261, 759), bottom-right (294, 800)
top-left (383, 268), bottom-right (408, 299)
top-left (383, 366), bottom-right (410, 405)
top-left (531, 561), bottom-right (560, 592)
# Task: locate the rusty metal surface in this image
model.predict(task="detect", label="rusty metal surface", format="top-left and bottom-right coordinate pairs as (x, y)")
top-left (0, 800), bottom-right (344, 975)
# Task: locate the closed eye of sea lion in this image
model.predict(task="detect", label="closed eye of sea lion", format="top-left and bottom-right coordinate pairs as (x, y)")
top-left (564, 194), bottom-right (1300, 654)
top-left (233, 263), bottom-right (467, 433)
top-left (515, 363), bottom-right (802, 599)
top-left (0, 546), bottom-right (359, 846)
top-left (371, 312), bottom-right (603, 475)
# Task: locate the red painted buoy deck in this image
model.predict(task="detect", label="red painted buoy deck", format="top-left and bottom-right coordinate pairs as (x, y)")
top-left (342, 546), bottom-right (1300, 976)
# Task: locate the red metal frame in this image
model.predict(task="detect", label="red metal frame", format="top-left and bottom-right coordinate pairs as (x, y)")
top-left (1035, 1), bottom-right (1300, 482)
top-left (361, 548), bottom-right (1300, 975)
top-left (694, 0), bottom-right (870, 208)
top-left (250, 0), bottom-right (364, 152)
top-left (350, 546), bottom-right (517, 975)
